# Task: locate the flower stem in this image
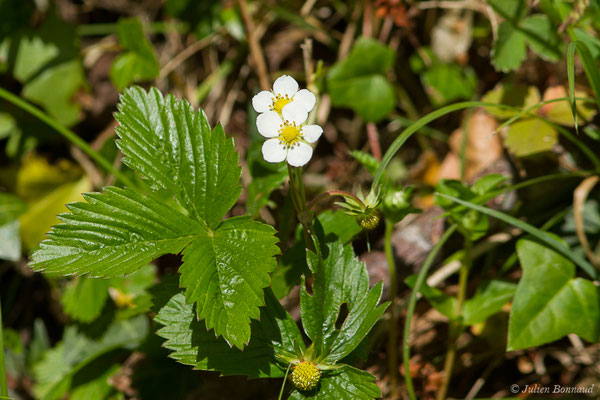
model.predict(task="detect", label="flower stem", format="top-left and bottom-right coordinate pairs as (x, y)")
top-left (403, 225), bottom-right (457, 400)
top-left (436, 236), bottom-right (472, 400)
top-left (384, 219), bottom-right (399, 397)
top-left (0, 87), bottom-right (134, 188)
top-left (0, 297), bottom-right (8, 398)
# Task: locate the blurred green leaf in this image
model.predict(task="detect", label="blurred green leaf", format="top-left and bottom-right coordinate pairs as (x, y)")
top-left (34, 315), bottom-right (149, 400)
top-left (109, 18), bottom-right (159, 90)
top-left (492, 22), bottom-right (527, 72)
top-left (462, 280), bottom-right (516, 325)
top-left (20, 177), bottom-right (91, 251)
top-left (327, 37), bottom-right (396, 122)
top-left (0, 192), bottom-right (26, 225)
top-left (505, 119), bottom-right (557, 157)
top-left (405, 275), bottom-right (457, 320)
top-left (61, 277), bottom-right (110, 323)
top-left (422, 64), bottom-right (476, 106)
top-left (22, 60), bottom-right (85, 126)
top-left (508, 237), bottom-right (600, 350)
top-left (521, 14), bottom-right (561, 61)
top-left (482, 84), bottom-right (541, 119)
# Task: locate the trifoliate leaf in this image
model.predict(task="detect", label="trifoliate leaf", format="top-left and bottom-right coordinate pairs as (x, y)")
top-left (109, 18), bottom-right (159, 90)
top-left (289, 365), bottom-right (380, 400)
top-left (29, 186), bottom-right (204, 276)
top-left (508, 237), bottom-right (600, 350)
top-left (154, 286), bottom-right (302, 377)
top-left (30, 86), bottom-right (279, 348)
top-left (301, 240), bottom-right (389, 362)
top-left (115, 86), bottom-right (241, 228)
top-left (179, 216), bottom-right (279, 349)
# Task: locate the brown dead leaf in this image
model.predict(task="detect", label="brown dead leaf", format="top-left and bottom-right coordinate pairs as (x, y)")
top-left (439, 110), bottom-right (502, 182)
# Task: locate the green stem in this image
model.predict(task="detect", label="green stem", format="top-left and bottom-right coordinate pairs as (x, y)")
top-left (0, 297), bottom-right (8, 398)
top-left (278, 363), bottom-right (293, 400)
top-left (384, 220), bottom-right (399, 397)
top-left (403, 225), bottom-right (458, 400)
top-left (0, 87), bottom-right (134, 188)
top-left (436, 236), bottom-right (471, 400)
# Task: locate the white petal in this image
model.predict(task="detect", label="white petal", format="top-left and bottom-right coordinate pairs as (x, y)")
top-left (293, 89), bottom-right (316, 112)
top-left (252, 91), bottom-right (274, 113)
top-left (302, 125), bottom-right (322, 143)
top-left (256, 111), bottom-right (283, 138)
top-left (262, 138), bottom-right (287, 163)
top-left (281, 103), bottom-right (308, 125)
top-left (273, 75), bottom-right (299, 98)
top-left (286, 142), bottom-right (313, 167)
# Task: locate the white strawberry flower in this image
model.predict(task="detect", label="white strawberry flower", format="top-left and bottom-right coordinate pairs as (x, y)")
top-left (252, 75), bottom-right (316, 123)
top-left (257, 110), bottom-right (322, 167)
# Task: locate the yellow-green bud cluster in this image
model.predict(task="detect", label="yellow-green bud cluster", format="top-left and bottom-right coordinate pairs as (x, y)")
top-left (291, 361), bottom-right (320, 391)
top-left (358, 209), bottom-right (381, 230)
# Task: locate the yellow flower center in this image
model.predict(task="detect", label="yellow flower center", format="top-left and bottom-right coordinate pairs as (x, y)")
top-left (279, 123), bottom-right (302, 146)
top-left (271, 94), bottom-right (292, 114)
top-left (291, 361), bottom-right (320, 391)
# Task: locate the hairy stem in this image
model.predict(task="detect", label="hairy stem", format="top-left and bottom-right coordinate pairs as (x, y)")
top-left (437, 236), bottom-right (471, 400)
top-left (0, 298), bottom-right (8, 398)
top-left (0, 87), bottom-right (134, 188)
top-left (384, 219), bottom-right (398, 397)
top-left (403, 225), bottom-right (458, 400)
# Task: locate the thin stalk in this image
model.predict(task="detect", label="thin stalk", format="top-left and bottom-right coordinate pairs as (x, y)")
top-left (384, 220), bottom-right (399, 397)
top-left (0, 298), bottom-right (8, 398)
top-left (0, 87), bottom-right (134, 188)
top-left (403, 225), bottom-right (458, 400)
top-left (436, 236), bottom-right (471, 400)
top-left (278, 363), bottom-right (293, 400)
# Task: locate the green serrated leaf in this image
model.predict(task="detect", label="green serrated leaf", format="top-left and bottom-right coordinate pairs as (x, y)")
top-left (508, 237), bottom-right (600, 350)
top-left (29, 186), bottom-right (204, 276)
top-left (115, 86), bottom-right (241, 228)
top-left (272, 210), bottom-right (361, 299)
top-left (154, 286), bottom-right (302, 377)
top-left (179, 216), bottom-right (279, 349)
top-left (61, 277), bottom-right (110, 323)
top-left (301, 240), bottom-right (388, 362)
top-left (289, 365), bottom-right (381, 400)
top-left (109, 18), bottom-right (159, 90)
